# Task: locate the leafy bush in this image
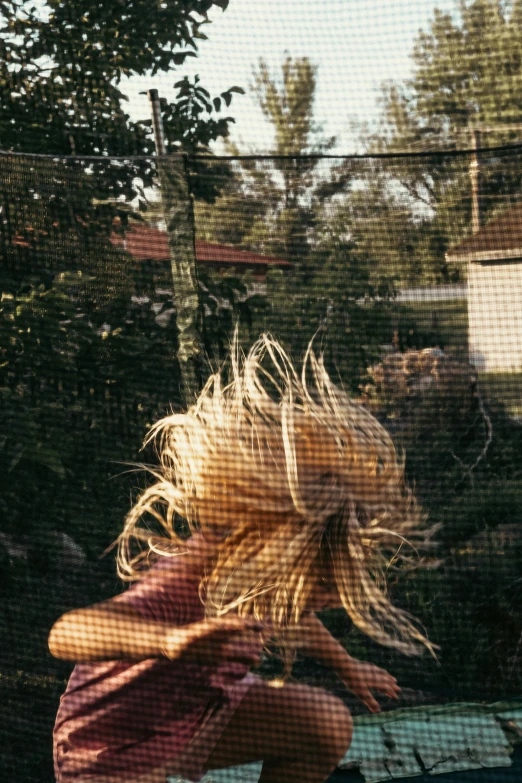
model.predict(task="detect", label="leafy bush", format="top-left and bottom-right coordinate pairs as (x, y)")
top-left (351, 349), bottom-right (522, 699)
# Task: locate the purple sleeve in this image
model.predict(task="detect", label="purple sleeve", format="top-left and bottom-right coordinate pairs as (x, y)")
top-left (112, 559), bottom-right (201, 628)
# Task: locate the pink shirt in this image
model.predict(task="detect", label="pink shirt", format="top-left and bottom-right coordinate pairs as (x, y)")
top-left (53, 548), bottom-right (250, 781)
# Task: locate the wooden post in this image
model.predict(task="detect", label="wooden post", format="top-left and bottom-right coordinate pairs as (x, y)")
top-left (148, 89), bottom-right (166, 156)
top-left (147, 89), bottom-right (202, 405)
top-left (470, 128), bottom-right (482, 234)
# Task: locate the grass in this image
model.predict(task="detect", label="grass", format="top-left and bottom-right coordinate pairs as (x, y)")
top-left (479, 372), bottom-right (522, 419)
top-left (394, 298), bottom-right (469, 356)
top-left (396, 298), bottom-right (522, 418)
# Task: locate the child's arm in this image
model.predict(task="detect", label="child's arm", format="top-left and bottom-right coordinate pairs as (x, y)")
top-left (48, 601), bottom-right (262, 666)
top-left (294, 613), bottom-right (401, 713)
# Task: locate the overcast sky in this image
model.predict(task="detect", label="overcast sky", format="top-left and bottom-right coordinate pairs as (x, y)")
top-left (123, 0), bottom-right (457, 153)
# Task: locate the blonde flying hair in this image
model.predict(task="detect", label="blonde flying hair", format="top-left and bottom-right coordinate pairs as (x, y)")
top-left (118, 334), bottom-right (436, 656)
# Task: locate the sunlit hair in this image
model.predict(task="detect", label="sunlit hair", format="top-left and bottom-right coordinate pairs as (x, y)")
top-left (117, 334), bottom-right (437, 656)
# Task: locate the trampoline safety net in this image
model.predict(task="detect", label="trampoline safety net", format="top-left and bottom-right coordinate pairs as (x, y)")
top-left (1, 2), bottom-right (522, 783)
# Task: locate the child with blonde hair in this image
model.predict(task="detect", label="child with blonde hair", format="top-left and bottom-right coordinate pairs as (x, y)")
top-left (49, 335), bottom-right (435, 783)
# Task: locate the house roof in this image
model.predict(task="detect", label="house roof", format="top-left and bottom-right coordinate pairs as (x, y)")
top-left (446, 202), bottom-right (522, 263)
top-left (111, 223), bottom-right (290, 268)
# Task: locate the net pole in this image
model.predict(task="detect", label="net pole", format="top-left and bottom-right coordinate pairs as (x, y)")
top-left (470, 127), bottom-right (483, 234)
top-left (147, 89), bottom-right (202, 405)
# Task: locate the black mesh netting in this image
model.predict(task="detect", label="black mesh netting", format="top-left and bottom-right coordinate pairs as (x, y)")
top-left (2, 148), bottom-right (522, 782)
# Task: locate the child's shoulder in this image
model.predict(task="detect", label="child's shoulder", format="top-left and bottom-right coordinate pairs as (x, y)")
top-left (112, 543), bottom-right (204, 625)
top-left (127, 549), bottom-right (197, 593)
top-left (129, 535), bottom-right (201, 581)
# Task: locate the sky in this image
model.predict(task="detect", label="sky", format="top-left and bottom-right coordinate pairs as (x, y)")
top-left (123, 0), bottom-right (458, 154)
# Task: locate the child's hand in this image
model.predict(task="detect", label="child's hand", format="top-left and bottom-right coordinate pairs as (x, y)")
top-left (162, 617), bottom-right (264, 667)
top-left (339, 660), bottom-right (401, 713)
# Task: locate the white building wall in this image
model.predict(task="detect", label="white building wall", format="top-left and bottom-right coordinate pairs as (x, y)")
top-left (468, 260), bottom-right (522, 372)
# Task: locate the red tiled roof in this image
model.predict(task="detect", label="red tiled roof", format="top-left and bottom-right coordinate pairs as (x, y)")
top-left (195, 240), bottom-right (290, 267)
top-left (447, 202), bottom-right (522, 261)
top-left (111, 223), bottom-right (290, 267)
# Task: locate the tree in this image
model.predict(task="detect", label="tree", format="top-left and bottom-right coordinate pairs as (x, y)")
top-left (380, 0), bottom-right (522, 151)
top-left (0, 0), bottom-right (234, 154)
top-left (0, 156), bottom-right (183, 551)
top-left (251, 57), bottom-right (334, 212)
top-left (0, 10), bottom-right (256, 781)
top-left (196, 56), bottom-right (397, 387)
top-left (0, 2), bottom-right (246, 593)
top-left (196, 56), bottom-right (336, 264)
top-left (341, 0), bottom-right (522, 284)
top-left (0, 0), bottom-right (245, 203)
top-left (331, 163), bottom-right (460, 286)
top-left (249, 217), bottom-right (395, 392)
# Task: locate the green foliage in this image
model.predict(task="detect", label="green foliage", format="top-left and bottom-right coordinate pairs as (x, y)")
top-left (194, 57), bottom-right (395, 389)
top-left (0, 271), bottom-right (188, 783)
top-left (342, 445), bottom-right (522, 699)
top-left (358, 354), bottom-right (522, 698)
top-left (0, 0), bottom-right (245, 565)
top-left (151, 76), bottom-right (246, 203)
top-left (319, 294), bottom-right (522, 700)
top-left (251, 57), bottom-right (336, 218)
top-left (0, 670), bottom-right (66, 782)
top-left (0, 0), bottom-right (232, 156)
top-left (196, 56), bottom-right (338, 263)
top-left (332, 164), bottom-right (465, 287)
top-left (0, 2), bottom-right (249, 562)
top-left (341, 0), bottom-right (522, 285)
top-left (406, 0), bottom-right (522, 141)
top-left (372, 0), bottom-right (522, 162)
top-left (2, 10), bottom-right (522, 771)
top-left (0, 257), bottom-right (184, 550)
top-left (392, 299), bottom-right (469, 354)
top-left (198, 267), bottom-right (269, 366)
top-left (248, 239), bottom-right (394, 393)
top-left (0, 149), bottom-right (267, 566)
top-left (0, 0), bottom-right (242, 202)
